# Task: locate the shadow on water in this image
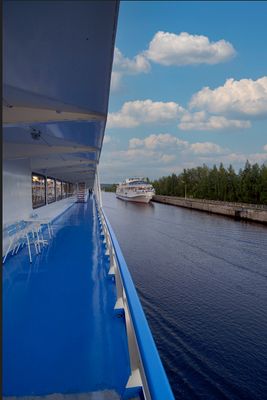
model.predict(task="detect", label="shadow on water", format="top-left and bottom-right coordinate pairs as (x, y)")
top-left (116, 197), bottom-right (155, 213)
top-left (103, 192), bottom-right (267, 400)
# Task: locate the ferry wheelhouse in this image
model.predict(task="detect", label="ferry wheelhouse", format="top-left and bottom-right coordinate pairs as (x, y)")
top-left (116, 178), bottom-right (155, 203)
top-left (3, 1), bottom-right (174, 400)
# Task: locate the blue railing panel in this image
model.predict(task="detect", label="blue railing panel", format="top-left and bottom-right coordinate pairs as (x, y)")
top-left (102, 209), bottom-right (175, 400)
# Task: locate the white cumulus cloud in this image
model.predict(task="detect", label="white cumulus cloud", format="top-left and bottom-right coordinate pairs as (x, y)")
top-left (107, 100), bottom-right (184, 128)
top-left (103, 135), bottom-right (112, 144)
top-left (110, 71), bottom-right (123, 92)
top-left (110, 31), bottom-right (235, 91)
top-left (263, 144), bottom-right (267, 151)
top-left (113, 47), bottom-right (150, 74)
top-left (189, 77), bottom-right (267, 117)
top-left (189, 142), bottom-right (224, 154)
top-left (204, 152), bottom-right (267, 165)
top-left (160, 154), bottom-right (176, 163)
top-left (129, 133), bottom-right (188, 149)
top-left (247, 153), bottom-right (267, 163)
top-left (111, 47), bottom-right (150, 91)
top-left (179, 111), bottom-right (251, 130)
top-left (128, 133), bottom-right (225, 156)
top-left (145, 31), bottom-right (236, 66)
top-left (121, 148), bottom-right (157, 160)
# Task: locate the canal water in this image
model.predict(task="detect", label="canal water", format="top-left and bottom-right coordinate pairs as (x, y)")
top-left (102, 192), bottom-right (267, 400)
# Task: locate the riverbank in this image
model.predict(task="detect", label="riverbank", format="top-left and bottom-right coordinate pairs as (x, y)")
top-left (152, 195), bottom-right (267, 224)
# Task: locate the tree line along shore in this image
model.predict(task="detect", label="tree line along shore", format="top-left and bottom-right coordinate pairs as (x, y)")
top-left (102, 161), bottom-right (267, 205)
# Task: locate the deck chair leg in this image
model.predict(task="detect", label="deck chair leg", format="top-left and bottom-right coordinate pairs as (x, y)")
top-left (34, 241), bottom-right (39, 255)
top-left (50, 223), bottom-right (54, 236)
top-left (40, 230), bottom-right (46, 244)
top-left (12, 245), bottom-right (17, 255)
top-left (14, 243), bottom-right (21, 254)
top-left (3, 239), bottom-right (13, 263)
top-left (47, 224), bottom-right (52, 238)
top-left (26, 234), bottom-right (32, 263)
top-left (34, 229), bottom-right (41, 253)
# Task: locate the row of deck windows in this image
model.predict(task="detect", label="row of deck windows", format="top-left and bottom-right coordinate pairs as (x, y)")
top-left (32, 174), bottom-right (76, 209)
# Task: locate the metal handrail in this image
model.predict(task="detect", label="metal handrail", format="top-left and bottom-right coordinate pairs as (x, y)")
top-left (99, 205), bottom-right (175, 400)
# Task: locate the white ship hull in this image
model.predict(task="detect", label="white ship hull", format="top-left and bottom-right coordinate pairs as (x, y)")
top-left (116, 193), bottom-right (153, 203)
top-left (116, 178), bottom-right (155, 204)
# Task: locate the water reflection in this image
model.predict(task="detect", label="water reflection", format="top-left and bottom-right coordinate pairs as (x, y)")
top-left (115, 197), bottom-right (155, 214)
top-left (103, 192), bottom-right (267, 400)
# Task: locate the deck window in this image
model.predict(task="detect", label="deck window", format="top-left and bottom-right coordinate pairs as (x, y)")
top-left (68, 183), bottom-right (75, 196)
top-left (62, 182), bottom-right (68, 199)
top-left (32, 174), bottom-right (46, 209)
top-left (56, 180), bottom-right (62, 201)
top-left (47, 178), bottom-right (56, 204)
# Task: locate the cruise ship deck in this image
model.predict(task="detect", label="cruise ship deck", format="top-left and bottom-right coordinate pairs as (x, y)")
top-left (3, 1), bottom-right (174, 398)
top-left (3, 199), bottom-right (130, 398)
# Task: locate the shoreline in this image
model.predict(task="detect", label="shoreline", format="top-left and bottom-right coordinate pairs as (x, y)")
top-left (152, 195), bottom-right (267, 224)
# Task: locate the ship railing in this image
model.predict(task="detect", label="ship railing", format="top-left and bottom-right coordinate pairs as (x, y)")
top-left (93, 168), bottom-right (174, 400)
top-left (97, 205), bottom-right (174, 400)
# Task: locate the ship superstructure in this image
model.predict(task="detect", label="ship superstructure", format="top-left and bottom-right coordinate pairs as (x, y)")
top-left (116, 178), bottom-right (155, 203)
top-left (2, 2), bottom-right (174, 399)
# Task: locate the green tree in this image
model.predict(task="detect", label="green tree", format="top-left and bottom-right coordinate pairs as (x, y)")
top-left (152, 161), bottom-right (267, 205)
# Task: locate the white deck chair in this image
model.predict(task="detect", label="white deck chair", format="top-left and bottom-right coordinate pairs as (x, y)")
top-left (3, 221), bottom-right (43, 264)
top-left (30, 213), bottom-right (54, 238)
top-left (13, 221), bottom-right (40, 263)
top-left (3, 223), bottom-right (21, 263)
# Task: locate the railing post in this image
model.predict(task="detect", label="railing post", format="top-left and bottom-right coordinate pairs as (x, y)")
top-left (101, 213), bottom-right (124, 310)
top-left (97, 207), bottom-right (146, 398)
top-left (95, 165), bottom-right (102, 209)
top-left (122, 293), bottom-right (150, 399)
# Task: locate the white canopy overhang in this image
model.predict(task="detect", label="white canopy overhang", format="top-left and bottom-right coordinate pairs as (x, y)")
top-left (3, 0), bottom-right (119, 186)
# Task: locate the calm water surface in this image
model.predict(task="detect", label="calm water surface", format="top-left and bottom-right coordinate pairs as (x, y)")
top-left (102, 192), bottom-right (267, 400)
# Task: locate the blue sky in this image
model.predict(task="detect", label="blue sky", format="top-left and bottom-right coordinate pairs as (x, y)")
top-left (100, 1), bottom-right (267, 183)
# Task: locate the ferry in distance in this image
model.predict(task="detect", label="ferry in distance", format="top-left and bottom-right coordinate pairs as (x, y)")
top-left (116, 178), bottom-right (155, 203)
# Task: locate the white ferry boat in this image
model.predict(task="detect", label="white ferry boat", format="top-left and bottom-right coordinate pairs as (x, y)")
top-left (116, 178), bottom-right (155, 203)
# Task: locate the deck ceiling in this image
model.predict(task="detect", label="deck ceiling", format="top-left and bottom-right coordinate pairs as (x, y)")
top-left (3, 0), bottom-right (119, 186)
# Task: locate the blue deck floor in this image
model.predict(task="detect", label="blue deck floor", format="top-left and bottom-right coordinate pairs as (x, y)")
top-left (3, 200), bottom-right (131, 397)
